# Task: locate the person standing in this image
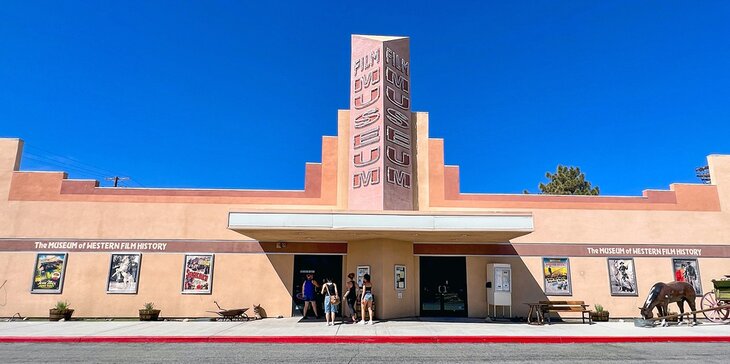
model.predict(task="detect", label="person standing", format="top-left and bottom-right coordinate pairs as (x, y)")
top-left (342, 272), bottom-right (358, 323)
top-left (301, 273), bottom-right (319, 319)
top-left (684, 262), bottom-right (698, 291)
top-left (321, 277), bottom-right (339, 326)
top-left (360, 273), bottom-right (374, 325)
top-left (675, 264), bottom-right (686, 282)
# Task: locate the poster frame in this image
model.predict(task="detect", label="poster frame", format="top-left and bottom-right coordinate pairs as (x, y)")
top-left (394, 264), bottom-right (406, 291)
top-left (671, 257), bottom-right (702, 295)
top-left (541, 257), bottom-right (572, 296)
top-left (356, 265), bottom-right (370, 288)
top-left (106, 252), bottom-right (142, 294)
top-left (181, 253), bottom-right (215, 295)
top-left (606, 257), bottom-right (639, 296)
top-left (30, 252), bottom-right (68, 294)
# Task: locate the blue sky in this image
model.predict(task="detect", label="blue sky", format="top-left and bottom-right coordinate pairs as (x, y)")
top-left (2, 1), bottom-right (729, 195)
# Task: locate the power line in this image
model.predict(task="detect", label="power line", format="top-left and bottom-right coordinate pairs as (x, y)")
top-left (105, 176), bottom-right (129, 188)
top-left (25, 145), bottom-right (121, 177)
top-left (21, 144), bottom-right (146, 187)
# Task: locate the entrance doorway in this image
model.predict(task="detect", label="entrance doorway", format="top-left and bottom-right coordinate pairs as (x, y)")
top-left (292, 255), bottom-right (342, 317)
top-left (420, 256), bottom-right (468, 317)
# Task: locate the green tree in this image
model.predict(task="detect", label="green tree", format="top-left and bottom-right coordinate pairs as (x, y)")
top-left (524, 165), bottom-right (600, 195)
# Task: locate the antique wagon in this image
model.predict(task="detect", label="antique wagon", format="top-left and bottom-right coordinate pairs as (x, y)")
top-left (701, 275), bottom-right (730, 323)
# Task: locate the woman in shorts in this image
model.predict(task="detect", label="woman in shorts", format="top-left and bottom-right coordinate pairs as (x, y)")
top-left (360, 273), bottom-right (374, 325)
top-left (321, 277), bottom-right (339, 326)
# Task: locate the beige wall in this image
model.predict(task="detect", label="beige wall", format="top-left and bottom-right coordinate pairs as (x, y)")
top-left (0, 252), bottom-right (295, 318)
top-left (3, 111), bottom-right (730, 321)
top-left (0, 137), bottom-right (335, 318)
top-left (465, 255), bottom-right (730, 319)
top-left (346, 239), bottom-right (417, 319)
top-left (466, 256), bottom-right (544, 318)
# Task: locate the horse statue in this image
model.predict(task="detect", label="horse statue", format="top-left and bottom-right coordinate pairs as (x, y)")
top-left (639, 281), bottom-right (697, 326)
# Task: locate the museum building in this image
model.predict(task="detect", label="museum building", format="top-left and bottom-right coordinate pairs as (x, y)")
top-left (2, 35), bottom-right (730, 320)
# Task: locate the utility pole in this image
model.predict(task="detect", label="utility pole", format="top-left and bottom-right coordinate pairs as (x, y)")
top-left (105, 176), bottom-right (129, 187)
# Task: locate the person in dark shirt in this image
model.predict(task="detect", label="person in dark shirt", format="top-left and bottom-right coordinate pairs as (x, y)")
top-left (342, 272), bottom-right (358, 323)
top-left (301, 273), bottom-right (319, 319)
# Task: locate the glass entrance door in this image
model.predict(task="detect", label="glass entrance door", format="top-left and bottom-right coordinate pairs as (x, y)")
top-left (420, 256), bottom-right (468, 317)
top-left (293, 255), bottom-right (342, 317)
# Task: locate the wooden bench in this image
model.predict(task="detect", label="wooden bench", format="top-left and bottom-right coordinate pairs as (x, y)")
top-left (539, 300), bottom-right (592, 324)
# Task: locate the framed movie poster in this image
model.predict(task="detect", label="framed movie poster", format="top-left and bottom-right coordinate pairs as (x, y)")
top-left (394, 264), bottom-right (406, 290)
top-left (356, 265), bottom-right (370, 288)
top-left (672, 258), bottom-right (702, 295)
top-left (607, 258), bottom-right (638, 296)
top-left (181, 254), bottom-right (214, 294)
top-left (31, 253), bottom-right (68, 294)
top-left (106, 253), bottom-right (142, 294)
top-left (542, 257), bottom-right (572, 296)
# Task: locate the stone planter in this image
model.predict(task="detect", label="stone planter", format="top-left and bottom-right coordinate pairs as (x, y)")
top-left (590, 311), bottom-right (609, 322)
top-left (49, 308), bottom-right (74, 321)
top-left (139, 309), bottom-right (161, 321)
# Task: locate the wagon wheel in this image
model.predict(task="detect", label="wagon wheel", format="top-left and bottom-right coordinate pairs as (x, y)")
top-left (701, 292), bottom-right (730, 323)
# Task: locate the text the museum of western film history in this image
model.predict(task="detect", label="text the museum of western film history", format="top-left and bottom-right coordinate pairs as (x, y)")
top-left (34, 241), bottom-right (168, 251)
top-left (351, 45), bottom-right (412, 190)
top-left (586, 246), bottom-right (702, 256)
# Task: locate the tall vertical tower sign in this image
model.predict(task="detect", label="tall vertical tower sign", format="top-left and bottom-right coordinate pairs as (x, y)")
top-left (349, 35), bottom-right (413, 211)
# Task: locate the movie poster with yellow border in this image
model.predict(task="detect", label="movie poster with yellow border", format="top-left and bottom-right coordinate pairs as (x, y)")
top-left (542, 257), bottom-right (572, 296)
top-left (31, 253), bottom-right (68, 294)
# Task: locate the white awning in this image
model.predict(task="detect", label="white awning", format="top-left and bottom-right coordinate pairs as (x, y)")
top-left (228, 212), bottom-right (533, 243)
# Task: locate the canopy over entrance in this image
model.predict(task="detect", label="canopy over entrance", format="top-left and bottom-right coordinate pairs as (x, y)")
top-left (228, 212), bottom-right (533, 242)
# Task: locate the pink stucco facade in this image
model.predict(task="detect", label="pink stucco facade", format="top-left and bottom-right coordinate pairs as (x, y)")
top-left (2, 35), bottom-right (729, 321)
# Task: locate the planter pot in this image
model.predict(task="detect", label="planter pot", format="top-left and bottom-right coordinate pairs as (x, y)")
top-left (49, 308), bottom-right (74, 321)
top-left (591, 311), bottom-right (610, 322)
top-left (139, 309), bottom-right (161, 321)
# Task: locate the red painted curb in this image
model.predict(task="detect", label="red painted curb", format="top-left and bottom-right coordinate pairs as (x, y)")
top-left (1, 336), bottom-right (730, 344)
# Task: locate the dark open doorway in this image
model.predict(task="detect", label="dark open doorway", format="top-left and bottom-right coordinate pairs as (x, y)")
top-left (420, 256), bottom-right (468, 317)
top-left (292, 255), bottom-right (343, 317)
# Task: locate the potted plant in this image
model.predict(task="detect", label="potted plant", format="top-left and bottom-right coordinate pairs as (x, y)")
top-left (591, 304), bottom-right (610, 322)
top-left (139, 302), bottom-right (161, 321)
top-left (49, 300), bottom-right (74, 321)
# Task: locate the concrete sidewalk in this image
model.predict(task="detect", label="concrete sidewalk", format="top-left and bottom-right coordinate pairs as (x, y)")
top-left (1, 318), bottom-right (730, 343)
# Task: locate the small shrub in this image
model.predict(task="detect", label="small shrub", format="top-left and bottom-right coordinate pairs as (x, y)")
top-left (594, 304), bottom-right (604, 312)
top-left (143, 302), bottom-right (155, 310)
top-left (54, 301), bottom-right (70, 311)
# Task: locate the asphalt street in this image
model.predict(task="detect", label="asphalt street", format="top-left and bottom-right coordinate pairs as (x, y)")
top-left (1, 343), bottom-right (729, 363)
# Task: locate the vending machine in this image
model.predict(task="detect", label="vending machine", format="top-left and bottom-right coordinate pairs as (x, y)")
top-left (486, 263), bottom-right (512, 318)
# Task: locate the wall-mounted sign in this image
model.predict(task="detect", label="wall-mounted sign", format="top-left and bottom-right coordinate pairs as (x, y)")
top-left (607, 258), bottom-right (638, 296)
top-left (0, 239), bottom-right (348, 255)
top-left (106, 253), bottom-right (142, 294)
top-left (182, 254), bottom-right (214, 294)
top-left (394, 264), bottom-right (406, 290)
top-left (30, 253), bottom-right (68, 294)
top-left (672, 258), bottom-right (702, 295)
top-left (587, 246), bottom-right (702, 257)
top-left (356, 265), bottom-right (370, 288)
top-left (349, 35), bottom-right (413, 211)
top-left (542, 257), bottom-right (572, 296)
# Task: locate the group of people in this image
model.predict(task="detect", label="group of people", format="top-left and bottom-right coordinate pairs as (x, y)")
top-left (301, 272), bottom-right (374, 326)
